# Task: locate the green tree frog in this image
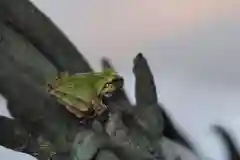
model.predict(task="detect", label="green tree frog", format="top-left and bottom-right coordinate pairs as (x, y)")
top-left (47, 69), bottom-right (124, 119)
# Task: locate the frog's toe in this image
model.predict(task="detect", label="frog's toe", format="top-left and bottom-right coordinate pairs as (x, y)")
top-left (40, 143), bottom-right (50, 150)
top-left (100, 101), bottom-right (107, 108)
top-left (50, 151), bottom-right (57, 157)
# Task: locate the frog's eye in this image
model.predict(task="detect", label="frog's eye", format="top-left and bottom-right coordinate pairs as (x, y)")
top-left (105, 83), bottom-right (114, 89)
top-left (105, 83), bottom-right (111, 88)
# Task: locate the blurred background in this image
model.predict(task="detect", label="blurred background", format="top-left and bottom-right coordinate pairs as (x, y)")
top-left (0, 0), bottom-right (240, 160)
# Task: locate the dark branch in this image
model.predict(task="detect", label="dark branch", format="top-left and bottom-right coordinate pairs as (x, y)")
top-left (0, 116), bottom-right (30, 152)
top-left (0, 0), bottom-right (92, 73)
top-left (0, 53), bottom-right (81, 157)
top-left (0, 21), bottom-right (58, 86)
top-left (133, 53), bottom-right (158, 106)
top-left (133, 53), bottom-right (197, 153)
top-left (212, 125), bottom-right (240, 160)
top-left (161, 106), bottom-right (197, 153)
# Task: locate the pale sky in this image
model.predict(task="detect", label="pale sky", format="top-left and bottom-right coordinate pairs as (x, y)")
top-left (1, 0), bottom-right (240, 160)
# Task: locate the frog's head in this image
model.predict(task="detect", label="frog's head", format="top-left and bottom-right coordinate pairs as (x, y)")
top-left (96, 69), bottom-right (124, 99)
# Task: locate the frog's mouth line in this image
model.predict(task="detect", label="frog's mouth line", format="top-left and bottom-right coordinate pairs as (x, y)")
top-left (103, 93), bottom-right (113, 98)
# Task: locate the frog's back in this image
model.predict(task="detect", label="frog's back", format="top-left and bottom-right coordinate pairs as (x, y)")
top-left (71, 72), bottom-right (103, 87)
top-left (56, 72), bottom-right (103, 103)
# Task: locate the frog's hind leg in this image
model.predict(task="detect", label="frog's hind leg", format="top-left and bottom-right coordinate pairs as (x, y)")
top-left (65, 105), bottom-right (85, 119)
top-left (65, 106), bottom-right (94, 126)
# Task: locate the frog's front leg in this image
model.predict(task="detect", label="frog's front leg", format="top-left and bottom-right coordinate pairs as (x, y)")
top-left (91, 99), bottom-right (107, 116)
top-left (31, 137), bottom-right (57, 160)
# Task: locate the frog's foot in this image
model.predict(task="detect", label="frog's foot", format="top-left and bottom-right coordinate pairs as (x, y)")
top-left (49, 152), bottom-right (57, 159)
top-left (32, 151), bottom-right (56, 160)
top-left (37, 143), bottom-right (56, 160)
top-left (101, 101), bottom-right (108, 108)
top-left (39, 143), bottom-right (51, 150)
